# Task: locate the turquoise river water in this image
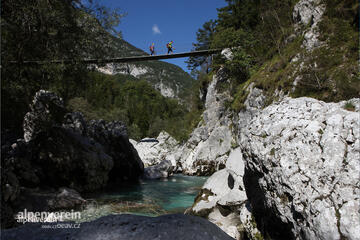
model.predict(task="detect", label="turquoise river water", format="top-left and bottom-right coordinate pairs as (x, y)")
top-left (77, 175), bottom-right (208, 222)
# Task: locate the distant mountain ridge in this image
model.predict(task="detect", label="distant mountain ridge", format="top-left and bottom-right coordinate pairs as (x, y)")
top-left (96, 36), bottom-right (195, 99)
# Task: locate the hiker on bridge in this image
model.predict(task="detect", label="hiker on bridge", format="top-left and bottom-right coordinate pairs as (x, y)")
top-left (149, 43), bottom-right (155, 55)
top-left (166, 41), bottom-right (174, 54)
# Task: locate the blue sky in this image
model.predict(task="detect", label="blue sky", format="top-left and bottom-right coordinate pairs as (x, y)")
top-left (100, 0), bottom-right (227, 73)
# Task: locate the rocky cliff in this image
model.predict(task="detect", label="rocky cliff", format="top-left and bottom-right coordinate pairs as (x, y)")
top-left (241, 97), bottom-right (359, 240)
top-left (184, 0), bottom-right (359, 238)
top-left (175, 67), bottom-right (237, 175)
top-left (95, 38), bottom-right (194, 99)
top-left (187, 68), bottom-right (359, 239)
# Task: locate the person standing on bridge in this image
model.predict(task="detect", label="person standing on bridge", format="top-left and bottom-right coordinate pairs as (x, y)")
top-left (149, 43), bottom-right (155, 55)
top-left (166, 41), bottom-right (174, 54)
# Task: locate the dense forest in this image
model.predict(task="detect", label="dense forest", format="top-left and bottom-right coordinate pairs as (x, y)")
top-left (1, 0), bottom-right (201, 142)
top-left (2, 0), bottom-right (359, 142)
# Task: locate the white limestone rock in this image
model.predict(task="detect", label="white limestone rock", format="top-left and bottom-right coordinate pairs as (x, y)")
top-left (239, 202), bottom-right (262, 240)
top-left (293, 0), bottom-right (326, 50)
top-left (208, 208), bottom-right (241, 240)
top-left (177, 68), bottom-right (236, 175)
top-left (189, 147), bottom-right (250, 240)
top-left (154, 81), bottom-right (176, 98)
top-left (241, 97), bottom-right (360, 239)
top-left (221, 48), bottom-right (233, 61)
top-left (131, 131), bottom-right (179, 167)
top-left (97, 63), bottom-right (150, 78)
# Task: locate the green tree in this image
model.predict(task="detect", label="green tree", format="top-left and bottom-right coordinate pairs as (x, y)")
top-left (1, 0), bottom-right (124, 131)
top-left (186, 20), bottom-right (217, 73)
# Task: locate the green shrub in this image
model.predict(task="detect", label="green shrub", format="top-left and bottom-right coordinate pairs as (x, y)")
top-left (344, 102), bottom-right (355, 111)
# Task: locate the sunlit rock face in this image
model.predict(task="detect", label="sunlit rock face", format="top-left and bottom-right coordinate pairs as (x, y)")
top-left (131, 131), bottom-right (179, 168)
top-left (185, 69), bottom-right (359, 239)
top-left (186, 148), bottom-right (251, 240)
top-left (241, 97), bottom-right (360, 239)
top-left (176, 68), bottom-right (236, 176)
top-left (293, 0), bottom-right (326, 50)
top-left (93, 38), bottom-right (194, 100)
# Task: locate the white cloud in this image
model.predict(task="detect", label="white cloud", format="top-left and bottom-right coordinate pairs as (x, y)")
top-left (152, 24), bottom-right (161, 35)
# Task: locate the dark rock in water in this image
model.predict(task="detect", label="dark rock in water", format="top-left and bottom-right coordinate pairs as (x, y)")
top-left (13, 187), bottom-right (86, 213)
top-left (2, 214), bottom-right (234, 240)
top-left (88, 120), bottom-right (144, 183)
top-left (143, 159), bottom-right (174, 179)
top-left (51, 188), bottom-right (86, 210)
top-left (1, 90), bottom-right (144, 228)
top-left (19, 90), bottom-right (142, 191)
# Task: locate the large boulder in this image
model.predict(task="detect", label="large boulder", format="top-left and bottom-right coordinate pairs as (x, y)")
top-left (2, 214), bottom-right (234, 240)
top-left (143, 159), bottom-right (174, 179)
top-left (241, 97), bottom-right (360, 239)
top-left (21, 91), bottom-right (114, 192)
top-left (1, 90), bottom-right (144, 228)
top-left (131, 131), bottom-right (179, 167)
top-left (21, 90), bottom-right (143, 190)
top-left (87, 120), bottom-right (143, 183)
top-left (32, 126), bottom-right (113, 192)
top-left (187, 148), bottom-right (255, 240)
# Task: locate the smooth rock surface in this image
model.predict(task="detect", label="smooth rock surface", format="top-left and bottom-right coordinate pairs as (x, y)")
top-left (143, 159), bottom-right (175, 179)
top-left (2, 214), bottom-right (234, 240)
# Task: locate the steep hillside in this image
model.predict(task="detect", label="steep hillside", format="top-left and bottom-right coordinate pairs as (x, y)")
top-left (96, 36), bottom-right (195, 99)
top-left (178, 0), bottom-right (359, 239)
top-left (226, 0), bottom-right (359, 110)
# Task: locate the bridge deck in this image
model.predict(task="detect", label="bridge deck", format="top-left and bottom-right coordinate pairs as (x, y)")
top-left (11, 49), bottom-right (222, 65)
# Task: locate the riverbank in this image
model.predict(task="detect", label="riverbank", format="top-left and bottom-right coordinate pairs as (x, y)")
top-left (77, 174), bottom-right (207, 222)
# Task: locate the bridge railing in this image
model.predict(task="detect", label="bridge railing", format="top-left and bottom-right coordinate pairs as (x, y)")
top-left (8, 48), bottom-right (222, 65)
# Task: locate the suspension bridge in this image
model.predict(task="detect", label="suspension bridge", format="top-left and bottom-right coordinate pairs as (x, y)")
top-left (9, 49), bottom-right (222, 65)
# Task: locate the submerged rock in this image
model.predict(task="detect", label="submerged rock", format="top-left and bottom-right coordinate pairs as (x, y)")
top-left (13, 187), bottom-right (85, 212)
top-left (143, 159), bottom-right (175, 179)
top-left (3, 214), bottom-right (234, 240)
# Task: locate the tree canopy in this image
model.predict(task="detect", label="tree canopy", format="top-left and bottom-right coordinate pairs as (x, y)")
top-left (1, 0), bottom-right (124, 132)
